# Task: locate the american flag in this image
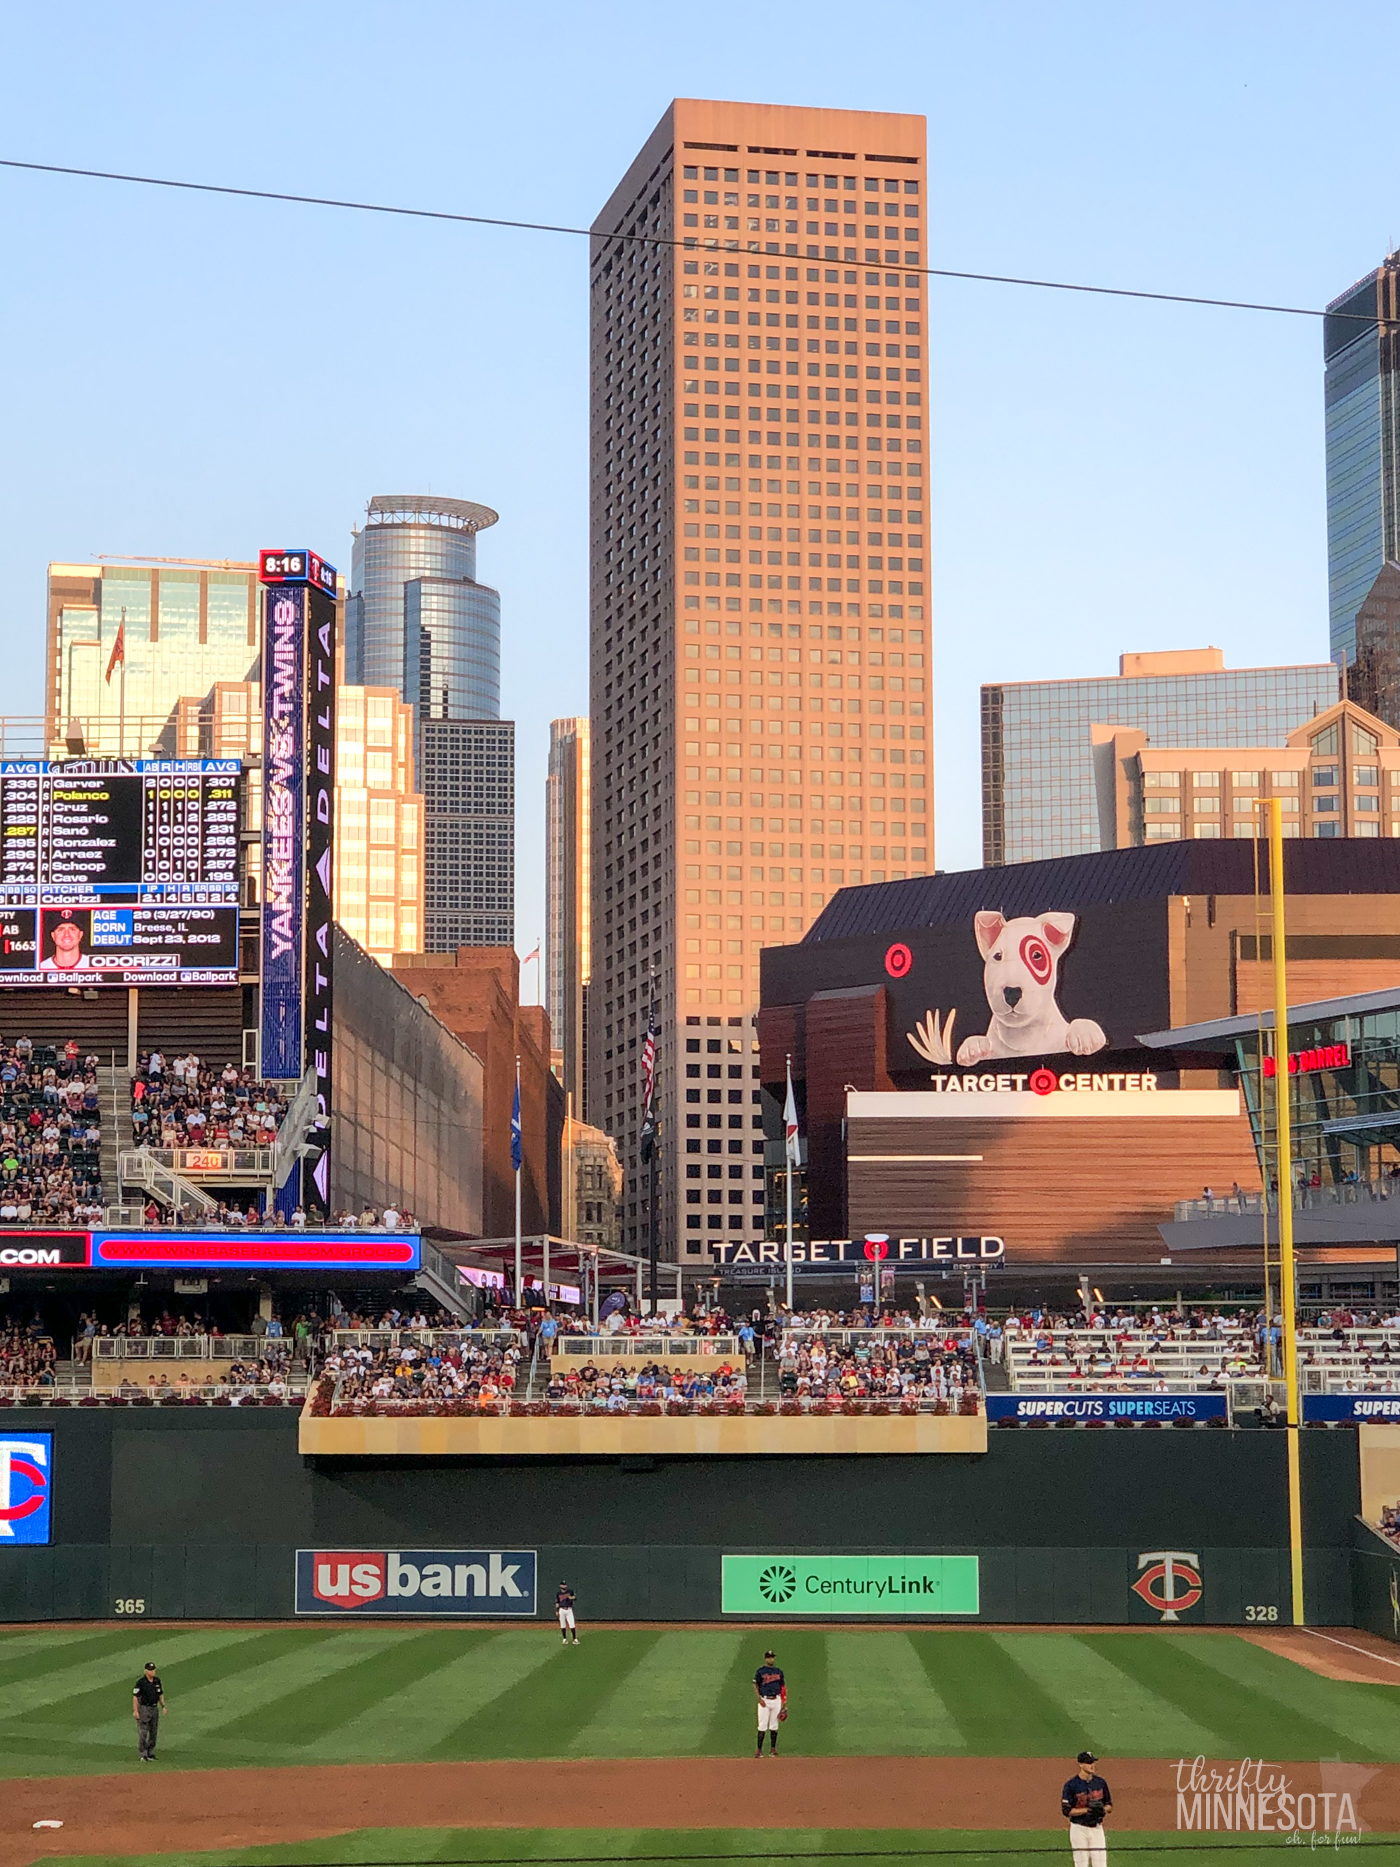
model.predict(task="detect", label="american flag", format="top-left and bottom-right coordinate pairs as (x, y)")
top-left (639, 983), bottom-right (657, 1162)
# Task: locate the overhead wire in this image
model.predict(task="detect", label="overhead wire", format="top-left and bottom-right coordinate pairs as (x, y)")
top-left (0, 155), bottom-right (1386, 328)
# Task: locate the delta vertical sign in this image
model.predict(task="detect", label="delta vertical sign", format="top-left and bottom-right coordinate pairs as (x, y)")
top-left (259, 550), bottom-right (338, 1216)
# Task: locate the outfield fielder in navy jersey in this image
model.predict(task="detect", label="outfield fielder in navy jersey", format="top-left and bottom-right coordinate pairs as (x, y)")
top-left (753, 1649), bottom-right (786, 1756)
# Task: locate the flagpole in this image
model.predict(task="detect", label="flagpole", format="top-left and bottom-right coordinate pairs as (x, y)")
top-left (785, 1053), bottom-right (795, 1315)
top-left (118, 607), bottom-right (127, 756)
top-left (514, 1055), bottom-right (522, 1308)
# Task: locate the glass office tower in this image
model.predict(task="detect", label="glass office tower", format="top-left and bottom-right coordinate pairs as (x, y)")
top-left (347, 495), bottom-right (500, 712)
top-left (982, 650), bottom-right (1340, 865)
top-left (47, 560), bottom-right (260, 755)
top-left (348, 494), bottom-right (511, 951)
top-left (1325, 253), bottom-right (1400, 668)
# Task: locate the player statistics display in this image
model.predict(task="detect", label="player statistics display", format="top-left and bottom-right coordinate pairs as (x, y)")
top-left (0, 759), bottom-right (240, 987)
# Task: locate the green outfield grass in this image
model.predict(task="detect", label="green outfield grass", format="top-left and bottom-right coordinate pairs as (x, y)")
top-left (30, 1829), bottom-right (1400, 1867)
top-left (0, 1625), bottom-right (1396, 1779)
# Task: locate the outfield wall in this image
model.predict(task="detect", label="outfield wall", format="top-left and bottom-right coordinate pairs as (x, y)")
top-left (0, 1408), bottom-right (1362, 1625)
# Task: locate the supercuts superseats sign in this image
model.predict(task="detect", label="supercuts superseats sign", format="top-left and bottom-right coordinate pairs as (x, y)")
top-left (294, 1549), bottom-right (538, 1615)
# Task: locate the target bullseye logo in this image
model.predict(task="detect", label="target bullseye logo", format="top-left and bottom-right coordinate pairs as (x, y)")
top-left (1029, 1068), bottom-right (1058, 1096)
top-left (759, 1563), bottom-right (797, 1604)
top-left (863, 1234), bottom-right (890, 1261)
top-left (884, 942), bottom-right (913, 979)
top-left (1019, 934), bottom-right (1053, 986)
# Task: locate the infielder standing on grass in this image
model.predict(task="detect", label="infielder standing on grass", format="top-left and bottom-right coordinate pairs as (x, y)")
top-left (556, 1580), bottom-right (579, 1644)
top-left (753, 1647), bottom-right (786, 1756)
top-left (1061, 1751), bottom-right (1111, 1865)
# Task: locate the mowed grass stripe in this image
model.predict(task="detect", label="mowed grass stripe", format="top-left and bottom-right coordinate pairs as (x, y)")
top-left (0, 1626), bottom-right (167, 1692)
top-left (1119, 1630), bottom-right (1400, 1761)
top-left (763, 1628), bottom-right (835, 1754)
top-left (210, 1626), bottom-right (475, 1750)
top-left (429, 1629), bottom-right (663, 1759)
top-left (824, 1630), bottom-right (966, 1755)
top-left (995, 1631), bottom-right (1222, 1759)
top-left (567, 1630), bottom-right (745, 1756)
top-left (0, 1626), bottom-right (256, 1724)
top-left (171, 1626), bottom-right (430, 1748)
top-left (45, 1628), bottom-right (345, 1747)
top-left (908, 1631), bottom-right (1083, 1756)
top-left (296, 1627), bottom-right (513, 1762)
top-left (700, 1630), bottom-right (768, 1754)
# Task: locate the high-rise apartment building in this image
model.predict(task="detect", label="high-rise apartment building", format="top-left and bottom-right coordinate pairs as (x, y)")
top-left (982, 649), bottom-right (1340, 865)
top-left (421, 718), bottom-right (514, 948)
top-left (1325, 253), bottom-right (1400, 668)
top-left (588, 99), bottom-right (929, 1266)
top-left (546, 717), bottom-right (590, 1116)
top-left (349, 494), bottom-right (512, 950)
top-left (46, 560), bottom-right (260, 756)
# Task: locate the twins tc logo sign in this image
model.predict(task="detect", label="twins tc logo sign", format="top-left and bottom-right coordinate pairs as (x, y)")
top-left (294, 1548), bottom-right (537, 1616)
top-left (1131, 1550), bottom-right (1203, 1622)
top-left (0, 1436), bottom-right (51, 1545)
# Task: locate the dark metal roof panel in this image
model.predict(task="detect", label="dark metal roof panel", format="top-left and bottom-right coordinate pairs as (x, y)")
top-left (805, 840), bottom-right (1400, 943)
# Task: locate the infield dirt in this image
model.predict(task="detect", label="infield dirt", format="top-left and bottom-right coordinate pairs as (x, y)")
top-left (4, 1755), bottom-right (1397, 1866)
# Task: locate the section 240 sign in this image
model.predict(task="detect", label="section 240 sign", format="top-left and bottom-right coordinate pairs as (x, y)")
top-left (295, 1548), bottom-right (536, 1615)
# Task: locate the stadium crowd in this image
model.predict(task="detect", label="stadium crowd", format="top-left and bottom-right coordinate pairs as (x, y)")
top-left (130, 1053), bottom-right (289, 1152)
top-left (0, 1037), bottom-right (105, 1226)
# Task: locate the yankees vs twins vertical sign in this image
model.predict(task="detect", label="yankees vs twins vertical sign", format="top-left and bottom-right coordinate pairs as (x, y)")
top-left (258, 551), bottom-right (338, 1216)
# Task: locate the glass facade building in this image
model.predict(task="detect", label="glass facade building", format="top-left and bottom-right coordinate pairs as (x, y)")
top-left (47, 562), bottom-right (260, 756)
top-left (348, 495), bottom-right (510, 952)
top-left (982, 653), bottom-right (1340, 865)
top-left (1325, 255), bottom-right (1400, 668)
top-left (347, 495), bottom-right (500, 715)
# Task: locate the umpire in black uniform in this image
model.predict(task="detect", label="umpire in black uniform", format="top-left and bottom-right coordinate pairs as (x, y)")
top-left (133, 1661), bottom-right (166, 1760)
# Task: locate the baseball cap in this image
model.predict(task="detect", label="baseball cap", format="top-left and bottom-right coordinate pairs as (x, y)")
top-left (764, 1649), bottom-right (775, 1659)
top-left (143, 1661), bottom-right (155, 1670)
top-left (1077, 1751), bottom-right (1097, 1765)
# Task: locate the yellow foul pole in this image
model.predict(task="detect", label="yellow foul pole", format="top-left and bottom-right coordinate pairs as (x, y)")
top-left (1269, 796), bottom-right (1305, 1626)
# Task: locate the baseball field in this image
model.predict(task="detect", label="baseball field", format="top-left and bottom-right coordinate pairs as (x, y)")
top-left (2, 1624), bottom-right (1398, 1866)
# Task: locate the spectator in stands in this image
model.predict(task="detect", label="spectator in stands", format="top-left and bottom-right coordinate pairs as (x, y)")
top-left (0, 1037), bottom-right (105, 1225)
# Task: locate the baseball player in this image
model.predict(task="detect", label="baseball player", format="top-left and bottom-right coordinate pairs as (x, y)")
top-left (556, 1580), bottom-right (579, 1645)
top-left (753, 1648), bottom-right (786, 1756)
top-left (1061, 1751), bottom-right (1112, 1864)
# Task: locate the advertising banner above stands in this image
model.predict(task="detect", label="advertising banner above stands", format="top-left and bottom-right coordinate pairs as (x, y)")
top-left (0, 1230), bottom-right (421, 1272)
top-left (1302, 1394), bottom-right (1400, 1423)
top-left (986, 1393), bottom-right (1229, 1423)
top-left (295, 1548), bottom-right (537, 1615)
top-left (722, 1553), bottom-right (980, 1616)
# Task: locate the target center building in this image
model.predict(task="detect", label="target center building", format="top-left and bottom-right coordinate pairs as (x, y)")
top-left (758, 839), bottom-right (1400, 1291)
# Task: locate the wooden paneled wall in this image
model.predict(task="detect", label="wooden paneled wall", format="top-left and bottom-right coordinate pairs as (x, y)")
top-left (846, 1111), bottom-right (1262, 1263)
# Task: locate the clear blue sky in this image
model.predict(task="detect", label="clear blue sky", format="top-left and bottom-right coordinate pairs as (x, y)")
top-left (2, 2), bottom-right (1397, 963)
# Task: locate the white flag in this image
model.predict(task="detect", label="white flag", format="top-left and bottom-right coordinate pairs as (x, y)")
top-left (784, 1059), bottom-right (801, 1167)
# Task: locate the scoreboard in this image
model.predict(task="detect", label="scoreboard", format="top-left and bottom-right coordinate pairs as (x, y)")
top-left (0, 761), bottom-right (240, 987)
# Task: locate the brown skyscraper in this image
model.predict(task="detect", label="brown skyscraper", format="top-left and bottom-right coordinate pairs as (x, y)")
top-left (589, 99), bottom-right (931, 1269)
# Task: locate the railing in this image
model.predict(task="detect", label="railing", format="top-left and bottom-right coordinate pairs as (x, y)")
top-left (117, 1150), bottom-right (218, 1216)
top-left (322, 1390), bottom-right (983, 1420)
top-left (130, 1147), bottom-right (274, 1178)
top-left (779, 1327), bottom-right (975, 1347)
top-left (1176, 1178), bottom-right (1400, 1221)
top-left (550, 1334), bottom-right (742, 1360)
top-left (327, 1329), bottom-right (521, 1351)
top-left (90, 1334), bottom-right (292, 1362)
top-left (0, 1383), bottom-right (305, 1406)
